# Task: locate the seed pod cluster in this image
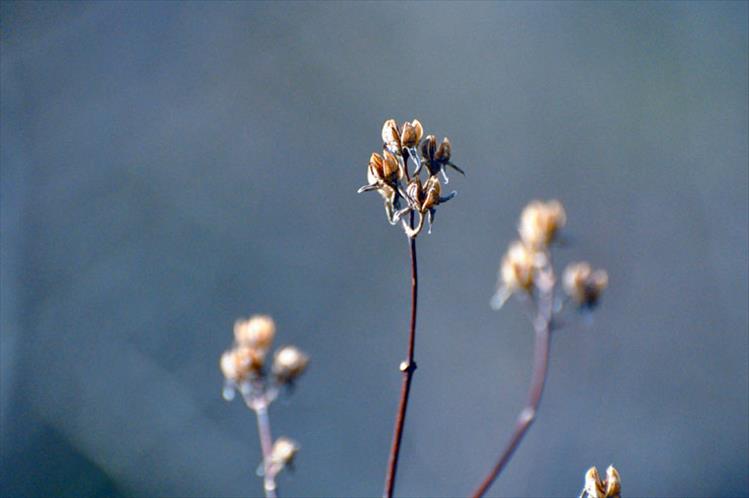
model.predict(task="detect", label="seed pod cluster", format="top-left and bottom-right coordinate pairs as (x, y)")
top-left (492, 199), bottom-right (608, 311)
top-left (358, 118), bottom-right (464, 238)
top-left (220, 314), bottom-right (310, 387)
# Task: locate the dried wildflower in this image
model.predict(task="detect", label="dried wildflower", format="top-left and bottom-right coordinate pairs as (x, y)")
top-left (234, 315), bottom-right (276, 352)
top-left (270, 437), bottom-right (299, 469)
top-left (400, 119), bottom-right (423, 148)
top-left (491, 241), bottom-right (537, 309)
top-left (563, 262), bottom-right (608, 308)
top-left (220, 345), bottom-right (264, 382)
top-left (518, 199), bottom-right (566, 249)
top-left (358, 151), bottom-right (405, 224)
top-left (419, 135), bottom-right (465, 183)
top-left (361, 119), bottom-right (462, 239)
top-left (272, 345), bottom-right (310, 384)
top-left (398, 175), bottom-right (456, 238)
top-left (581, 465), bottom-right (621, 498)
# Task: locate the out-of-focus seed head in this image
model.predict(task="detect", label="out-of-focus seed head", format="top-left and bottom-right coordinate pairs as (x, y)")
top-left (234, 315), bottom-right (276, 352)
top-left (501, 241), bottom-right (537, 292)
top-left (220, 346), bottom-right (264, 382)
top-left (272, 345), bottom-right (309, 384)
top-left (435, 137), bottom-right (452, 163)
top-left (518, 199), bottom-right (566, 249)
top-left (563, 262), bottom-right (608, 308)
top-left (400, 119), bottom-right (423, 148)
top-left (584, 467), bottom-right (606, 498)
top-left (605, 466), bottom-right (621, 498)
top-left (270, 436), bottom-right (299, 469)
top-left (420, 134), bottom-right (437, 161)
top-left (381, 119), bottom-right (402, 154)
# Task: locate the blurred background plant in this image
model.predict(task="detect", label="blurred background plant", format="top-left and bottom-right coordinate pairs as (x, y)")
top-left (1, 2), bottom-right (747, 497)
top-left (220, 315), bottom-right (307, 497)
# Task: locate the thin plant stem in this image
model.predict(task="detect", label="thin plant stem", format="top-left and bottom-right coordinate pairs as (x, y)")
top-left (254, 402), bottom-right (278, 498)
top-left (471, 269), bottom-right (555, 498)
top-left (384, 156), bottom-right (419, 498)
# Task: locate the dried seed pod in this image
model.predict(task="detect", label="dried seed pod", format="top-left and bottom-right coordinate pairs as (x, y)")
top-left (518, 199), bottom-right (566, 249)
top-left (584, 467), bottom-right (606, 498)
top-left (234, 315), bottom-right (276, 352)
top-left (381, 119), bottom-right (401, 154)
top-left (435, 137), bottom-right (451, 163)
top-left (420, 134), bottom-right (437, 161)
top-left (422, 175), bottom-right (441, 211)
top-left (368, 152), bottom-right (385, 183)
top-left (400, 119), bottom-right (423, 148)
top-left (270, 436), bottom-right (299, 468)
top-left (272, 345), bottom-right (309, 384)
top-left (605, 466), bottom-right (621, 498)
top-left (382, 150), bottom-right (402, 181)
top-left (501, 241), bottom-right (537, 293)
top-left (220, 346), bottom-right (264, 382)
top-left (563, 262), bottom-right (608, 308)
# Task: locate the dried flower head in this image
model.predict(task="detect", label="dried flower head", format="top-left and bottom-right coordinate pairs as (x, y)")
top-left (400, 119), bottom-right (423, 148)
top-left (563, 262), bottom-right (608, 308)
top-left (419, 134), bottom-right (464, 183)
top-left (361, 119), bottom-right (462, 237)
top-left (518, 199), bottom-right (566, 249)
top-left (271, 436), bottom-right (299, 469)
top-left (220, 345), bottom-right (264, 382)
top-left (502, 241), bottom-right (537, 292)
top-left (605, 466), bottom-right (621, 498)
top-left (234, 315), bottom-right (276, 352)
top-left (358, 151), bottom-right (405, 225)
top-left (491, 241), bottom-right (537, 309)
top-left (272, 345), bottom-right (310, 384)
top-left (398, 175), bottom-right (456, 238)
top-left (582, 465), bottom-right (621, 498)
top-left (382, 119), bottom-right (402, 155)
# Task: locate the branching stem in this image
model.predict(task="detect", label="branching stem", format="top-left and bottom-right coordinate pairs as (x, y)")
top-left (471, 266), bottom-right (555, 498)
top-left (253, 401), bottom-right (277, 498)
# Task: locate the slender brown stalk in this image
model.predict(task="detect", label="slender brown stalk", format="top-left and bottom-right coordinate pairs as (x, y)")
top-left (254, 403), bottom-right (278, 498)
top-left (471, 278), bottom-right (554, 498)
top-left (384, 156), bottom-right (419, 498)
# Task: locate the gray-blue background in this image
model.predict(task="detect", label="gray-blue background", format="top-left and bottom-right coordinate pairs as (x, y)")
top-left (2, 2), bottom-right (747, 497)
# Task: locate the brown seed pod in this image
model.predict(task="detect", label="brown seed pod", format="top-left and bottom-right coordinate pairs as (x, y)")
top-left (435, 137), bottom-right (451, 163)
top-left (400, 119), bottom-right (423, 148)
top-left (420, 134), bottom-right (437, 161)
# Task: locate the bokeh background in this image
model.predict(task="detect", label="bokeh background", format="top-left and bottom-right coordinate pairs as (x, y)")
top-left (2, 2), bottom-right (747, 497)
